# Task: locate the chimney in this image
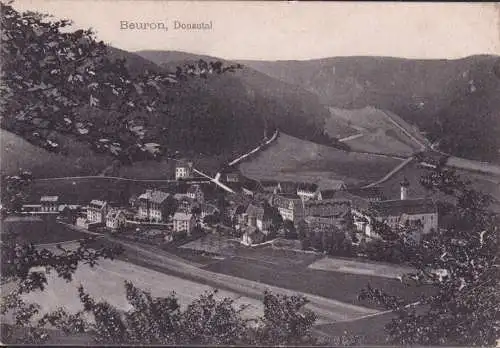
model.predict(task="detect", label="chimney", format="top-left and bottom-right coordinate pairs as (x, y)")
top-left (400, 177), bottom-right (410, 200)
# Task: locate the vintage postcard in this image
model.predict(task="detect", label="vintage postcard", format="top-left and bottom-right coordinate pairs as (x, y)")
top-left (1, 1), bottom-right (499, 346)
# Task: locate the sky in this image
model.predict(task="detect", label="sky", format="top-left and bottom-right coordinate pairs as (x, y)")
top-left (12, 1), bottom-right (500, 61)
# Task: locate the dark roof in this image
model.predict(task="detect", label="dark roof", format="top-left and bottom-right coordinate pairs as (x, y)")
top-left (278, 181), bottom-right (298, 194)
top-left (187, 184), bottom-right (202, 194)
top-left (333, 191), bottom-right (371, 210)
top-left (139, 190), bottom-right (170, 204)
top-left (246, 203), bottom-right (265, 220)
top-left (370, 198), bottom-right (437, 216)
top-left (347, 187), bottom-right (384, 200)
top-left (89, 200), bottom-right (107, 209)
top-left (241, 178), bottom-right (262, 192)
top-left (320, 189), bottom-right (338, 199)
top-left (41, 196), bottom-right (59, 202)
top-left (297, 182), bottom-right (318, 192)
top-left (175, 159), bottom-right (193, 168)
top-left (260, 180), bottom-right (279, 188)
top-left (271, 194), bottom-right (303, 210)
top-left (305, 199), bottom-right (351, 218)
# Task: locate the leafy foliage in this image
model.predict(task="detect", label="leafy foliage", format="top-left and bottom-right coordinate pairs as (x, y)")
top-left (0, 2), bottom-right (243, 162)
top-left (359, 165), bottom-right (500, 346)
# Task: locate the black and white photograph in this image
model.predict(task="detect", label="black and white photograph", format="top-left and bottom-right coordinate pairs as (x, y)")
top-left (1, 1), bottom-right (499, 346)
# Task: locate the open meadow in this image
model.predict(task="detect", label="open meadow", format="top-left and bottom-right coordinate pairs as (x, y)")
top-left (238, 132), bottom-right (403, 187)
top-left (1, 216), bottom-right (89, 244)
top-left (327, 107), bottom-right (423, 157)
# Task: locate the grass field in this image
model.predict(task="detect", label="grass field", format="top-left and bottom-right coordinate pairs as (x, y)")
top-left (238, 132), bottom-right (402, 187)
top-left (1, 217), bottom-right (89, 244)
top-left (16, 258), bottom-right (264, 322)
top-left (0, 129), bottom-right (111, 178)
top-left (203, 245), bottom-right (435, 310)
top-left (327, 107), bottom-right (421, 157)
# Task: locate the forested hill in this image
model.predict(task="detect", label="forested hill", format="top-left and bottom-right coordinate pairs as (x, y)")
top-left (238, 55), bottom-right (500, 163)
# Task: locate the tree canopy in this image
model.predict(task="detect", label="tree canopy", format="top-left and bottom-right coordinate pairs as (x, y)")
top-left (359, 164), bottom-right (499, 346)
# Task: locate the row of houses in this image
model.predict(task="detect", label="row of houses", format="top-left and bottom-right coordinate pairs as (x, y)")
top-left (229, 175), bottom-right (438, 245)
top-left (24, 182), bottom-right (214, 238)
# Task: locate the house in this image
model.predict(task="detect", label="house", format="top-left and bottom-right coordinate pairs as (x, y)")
top-left (369, 198), bottom-right (438, 236)
top-left (245, 203), bottom-right (271, 233)
top-left (241, 178), bottom-right (262, 197)
top-left (187, 184), bottom-right (205, 203)
top-left (347, 187), bottom-right (384, 202)
top-left (58, 205), bottom-right (82, 222)
top-left (173, 211), bottom-right (196, 235)
top-left (305, 199), bottom-right (351, 228)
top-left (259, 180), bottom-right (279, 194)
top-left (241, 226), bottom-right (266, 246)
top-left (269, 194), bottom-right (305, 225)
top-left (87, 200), bottom-right (108, 224)
top-left (305, 215), bottom-right (345, 236)
top-left (174, 194), bottom-right (196, 214)
top-left (221, 167), bottom-right (242, 183)
top-left (175, 160), bottom-right (193, 180)
top-left (40, 196), bottom-right (59, 212)
top-left (317, 183), bottom-right (347, 200)
top-left (106, 209), bottom-right (127, 230)
top-left (297, 183), bottom-right (319, 201)
top-left (276, 182), bottom-right (298, 195)
top-left (351, 179), bottom-right (438, 238)
top-left (200, 203), bottom-right (219, 220)
top-left (138, 190), bottom-right (172, 222)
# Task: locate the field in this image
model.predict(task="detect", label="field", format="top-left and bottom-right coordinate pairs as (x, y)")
top-left (0, 129), bottom-right (111, 178)
top-left (204, 246), bottom-right (435, 309)
top-left (326, 107), bottom-right (422, 157)
top-left (15, 258), bottom-right (264, 322)
top-left (1, 216), bottom-right (89, 244)
top-left (238, 132), bottom-right (403, 187)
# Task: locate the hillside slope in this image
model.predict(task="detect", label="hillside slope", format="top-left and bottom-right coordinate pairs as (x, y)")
top-left (240, 55), bottom-right (500, 162)
top-left (136, 50), bottom-right (334, 146)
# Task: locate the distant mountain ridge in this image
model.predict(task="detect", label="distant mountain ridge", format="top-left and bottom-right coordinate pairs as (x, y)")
top-left (238, 54), bottom-right (500, 163)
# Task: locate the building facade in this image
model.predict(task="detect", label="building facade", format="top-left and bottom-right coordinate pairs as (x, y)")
top-left (138, 190), bottom-right (172, 222)
top-left (269, 194), bottom-right (305, 225)
top-left (40, 196), bottom-right (59, 212)
top-left (187, 184), bottom-right (205, 203)
top-left (175, 161), bottom-right (193, 180)
top-left (87, 200), bottom-right (108, 224)
top-left (106, 209), bottom-right (127, 230)
top-left (173, 212), bottom-right (196, 234)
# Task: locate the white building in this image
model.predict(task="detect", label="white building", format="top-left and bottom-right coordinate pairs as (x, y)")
top-left (40, 196), bottom-right (59, 212)
top-left (106, 209), bottom-right (127, 230)
top-left (173, 211), bottom-right (195, 235)
top-left (87, 200), bottom-right (108, 224)
top-left (138, 190), bottom-right (171, 222)
top-left (175, 161), bottom-right (193, 180)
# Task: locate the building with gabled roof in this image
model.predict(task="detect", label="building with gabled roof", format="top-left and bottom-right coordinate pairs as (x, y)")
top-left (173, 211), bottom-right (196, 235)
top-left (244, 203), bottom-right (272, 233)
top-left (350, 179), bottom-right (438, 238)
top-left (269, 194), bottom-right (305, 225)
top-left (138, 189), bottom-right (172, 222)
top-left (241, 226), bottom-right (266, 246)
top-left (187, 184), bottom-right (205, 203)
top-left (106, 209), bottom-right (127, 230)
top-left (87, 200), bottom-right (108, 224)
top-left (40, 196), bottom-right (59, 212)
top-left (175, 160), bottom-right (193, 180)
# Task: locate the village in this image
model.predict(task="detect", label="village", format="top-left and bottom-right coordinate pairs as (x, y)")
top-left (18, 157), bottom-right (439, 256)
